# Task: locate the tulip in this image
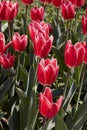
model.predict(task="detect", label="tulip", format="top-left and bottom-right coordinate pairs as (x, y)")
top-left (12, 32), bottom-right (28, 52)
top-left (69, 0), bottom-right (85, 7)
top-left (82, 8), bottom-right (87, 35)
top-left (81, 41), bottom-right (87, 63)
top-left (52, 0), bottom-right (64, 8)
top-left (39, 87), bottom-right (63, 118)
top-left (0, 1), bottom-right (18, 21)
top-left (30, 7), bottom-right (44, 21)
top-left (62, 1), bottom-right (75, 20)
top-left (29, 21), bottom-right (50, 42)
top-left (0, 53), bottom-right (15, 69)
top-left (37, 58), bottom-right (59, 85)
top-left (33, 32), bottom-right (53, 58)
top-left (0, 32), bottom-right (5, 53)
top-left (64, 40), bottom-right (84, 68)
top-left (22, 0), bottom-right (33, 5)
top-left (40, 0), bottom-right (52, 4)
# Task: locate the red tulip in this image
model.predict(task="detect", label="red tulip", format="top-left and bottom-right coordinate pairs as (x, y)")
top-left (0, 1), bottom-right (18, 21)
top-left (0, 53), bottom-right (15, 69)
top-left (22, 0), bottom-right (33, 5)
top-left (0, 32), bottom-right (5, 53)
top-left (62, 1), bottom-right (75, 20)
top-left (12, 32), bottom-right (28, 52)
top-left (69, 0), bottom-right (85, 7)
top-left (33, 32), bottom-right (53, 58)
top-left (64, 40), bottom-right (84, 68)
top-left (30, 7), bottom-right (44, 21)
top-left (29, 21), bottom-right (49, 43)
top-left (52, 0), bottom-right (64, 8)
top-left (40, 0), bottom-right (52, 4)
top-left (82, 41), bottom-right (87, 63)
top-left (39, 87), bottom-right (63, 118)
top-left (37, 58), bottom-right (59, 85)
top-left (82, 8), bottom-right (87, 35)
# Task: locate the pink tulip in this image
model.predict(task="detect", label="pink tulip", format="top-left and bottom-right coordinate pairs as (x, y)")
top-left (39, 87), bottom-right (63, 118)
top-left (62, 1), bottom-right (75, 20)
top-left (12, 32), bottom-right (28, 52)
top-left (64, 40), bottom-right (84, 68)
top-left (30, 7), bottom-right (44, 21)
top-left (69, 0), bottom-right (85, 7)
top-left (52, 0), bottom-right (64, 8)
top-left (0, 1), bottom-right (18, 21)
top-left (0, 53), bottom-right (15, 69)
top-left (82, 8), bottom-right (87, 35)
top-left (22, 0), bottom-right (33, 5)
top-left (37, 58), bottom-right (59, 85)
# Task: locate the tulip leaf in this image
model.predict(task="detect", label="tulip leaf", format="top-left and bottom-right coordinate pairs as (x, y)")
top-left (0, 77), bottom-right (14, 104)
top-left (43, 118), bottom-right (55, 130)
top-left (65, 113), bottom-right (73, 130)
top-left (16, 87), bottom-right (27, 99)
top-left (63, 81), bottom-right (76, 110)
top-left (55, 115), bottom-right (68, 130)
top-left (26, 65), bottom-right (36, 96)
top-left (9, 101), bottom-right (20, 130)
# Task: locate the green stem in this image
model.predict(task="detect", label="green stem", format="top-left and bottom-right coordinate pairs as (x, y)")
top-left (76, 67), bottom-right (86, 110)
top-left (42, 118), bottom-right (46, 130)
top-left (56, 8), bottom-right (59, 24)
top-left (16, 53), bottom-right (21, 82)
top-left (8, 21), bottom-right (12, 41)
top-left (66, 20), bottom-right (69, 40)
top-left (24, 5), bottom-right (28, 34)
top-left (75, 9), bottom-right (78, 35)
top-left (63, 69), bottom-right (71, 99)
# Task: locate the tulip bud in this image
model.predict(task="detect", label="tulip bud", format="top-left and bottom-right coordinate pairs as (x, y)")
top-left (69, 0), bottom-right (85, 8)
top-left (62, 1), bottom-right (75, 20)
top-left (30, 7), bottom-right (44, 21)
top-left (82, 8), bottom-right (87, 35)
top-left (0, 53), bottom-right (15, 69)
top-left (22, 0), bottom-right (33, 5)
top-left (37, 58), bottom-right (59, 85)
top-left (0, 1), bottom-right (18, 21)
top-left (12, 32), bottom-right (28, 52)
top-left (39, 87), bottom-right (63, 118)
top-left (52, 0), bottom-right (64, 8)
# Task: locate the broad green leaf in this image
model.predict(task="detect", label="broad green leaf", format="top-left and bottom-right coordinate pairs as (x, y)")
top-left (16, 87), bottom-right (27, 99)
top-left (0, 77), bottom-right (14, 104)
top-left (44, 118), bottom-right (55, 130)
top-left (9, 101), bottom-right (20, 130)
top-left (63, 81), bottom-right (76, 110)
top-left (55, 115), bottom-right (68, 130)
top-left (65, 113), bottom-right (73, 130)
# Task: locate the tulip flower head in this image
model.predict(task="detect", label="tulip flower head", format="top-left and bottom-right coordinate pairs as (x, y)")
top-left (12, 32), bottom-right (28, 52)
top-left (0, 32), bottom-right (5, 53)
top-left (52, 0), bottom-right (64, 8)
top-left (81, 41), bottom-right (87, 63)
top-left (39, 87), bottom-right (63, 118)
top-left (30, 7), bottom-right (44, 21)
top-left (82, 8), bottom-right (87, 35)
top-left (0, 53), bottom-right (15, 69)
top-left (22, 0), bottom-right (33, 5)
top-left (40, 0), bottom-right (52, 4)
top-left (0, 1), bottom-right (18, 21)
top-left (62, 1), bottom-right (75, 20)
top-left (69, 0), bottom-right (85, 8)
top-left (64, 40), bottom-right (85, 68)
top-left (37, 58), bottom-right (59, 86)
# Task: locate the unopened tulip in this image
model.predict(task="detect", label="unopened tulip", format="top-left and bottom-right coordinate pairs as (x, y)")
top-left (82, 8), bottom-right (87, 35)
top-left (33, 33), bottom-right (53, 58)
top-left (62, 1), bottom-right (75, 20)
top-left (69, 0), bottom-right (85, 7)
top-left (22, 0), bottom-right (33, 5)
top-left (82, 42), bottom-right (87, 63)
top-left (12, 32), bottom-right (28, 52)
top-left (30, 7), bottom-right (44, 21)
top-left (52, 0), bottom-right (64, 8)
top-left (0, 1), bottom-right (18, 21)
top-left (64, 40), bottom-right (84, 68)
top-left (40, 0), bottom-right (52, 4)
top-left (0, 32), bottom-right (5, 53)
top-left (0, 53), bottom-right (15, 69)
top-left (39, 87), bottom-right (63, 118)
top-left (37, 58), bottom-right (59, 85)
top-left (29, 21), bottom-right (50, 42)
